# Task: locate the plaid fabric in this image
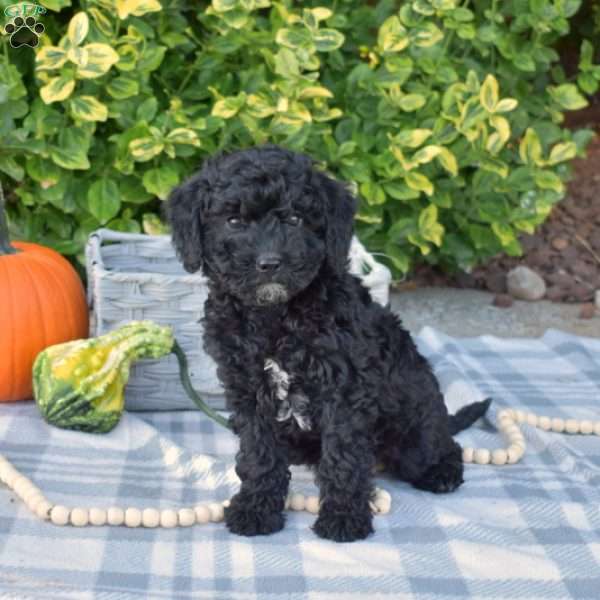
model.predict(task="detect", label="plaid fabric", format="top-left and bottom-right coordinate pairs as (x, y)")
top-left (1, 327), bottom-right (599, 599)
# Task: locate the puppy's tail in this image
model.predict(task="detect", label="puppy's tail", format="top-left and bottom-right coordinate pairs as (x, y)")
top-left (448, 398), bottom-right (491, 435)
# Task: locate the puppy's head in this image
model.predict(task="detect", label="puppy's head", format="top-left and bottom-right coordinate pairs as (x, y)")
top-left (166, 145), bottom-right (356, 306)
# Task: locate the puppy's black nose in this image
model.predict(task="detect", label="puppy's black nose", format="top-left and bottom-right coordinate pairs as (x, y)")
top-left (256, 253), bottom-right (282, 273)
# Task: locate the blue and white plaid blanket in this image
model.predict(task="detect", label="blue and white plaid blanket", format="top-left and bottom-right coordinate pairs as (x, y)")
top-left (1, 327), bottom-right (599, 599)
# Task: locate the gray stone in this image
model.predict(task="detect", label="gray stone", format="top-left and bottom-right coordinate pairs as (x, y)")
top-left (506, 266), bottom-right (546, 301)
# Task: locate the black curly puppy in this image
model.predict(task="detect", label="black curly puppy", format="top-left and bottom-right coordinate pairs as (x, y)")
top-left (167, 145), bottom-right (490, 543)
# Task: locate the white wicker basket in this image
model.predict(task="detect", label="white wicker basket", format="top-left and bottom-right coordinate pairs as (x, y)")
top-left (86, 229), bottom-right (391, 411)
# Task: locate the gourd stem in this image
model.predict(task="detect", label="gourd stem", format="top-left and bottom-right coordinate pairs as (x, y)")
top-left (0, 181), bottom-right (18, 256)
top-left (172, 340), bottom-right (232, 431)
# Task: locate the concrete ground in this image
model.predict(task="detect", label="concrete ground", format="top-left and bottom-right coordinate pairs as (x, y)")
top-left (390, 287), bottom-right (600, 338)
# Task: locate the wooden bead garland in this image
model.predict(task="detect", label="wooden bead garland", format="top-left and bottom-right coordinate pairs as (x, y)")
top-left (0, 452), bottom-right (391, 528)
top-left (462, 409), bottom-right (600, 466)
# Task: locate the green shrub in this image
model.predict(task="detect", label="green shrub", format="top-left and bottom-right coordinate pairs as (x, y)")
top-left (0, 0), bottom-right (597, 275)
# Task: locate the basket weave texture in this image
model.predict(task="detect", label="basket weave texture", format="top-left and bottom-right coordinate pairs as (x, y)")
top-left (86, 229), bottom-right (391, 411)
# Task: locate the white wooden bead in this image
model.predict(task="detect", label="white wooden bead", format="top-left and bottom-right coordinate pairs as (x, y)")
top-left (284, 495), bottom-right (291, 510)
top-left (514, 410), bottom-right (526, 423)
top-left (141, 508), bottom-right (160, 528)
top-left (526, 413), bottom-right (538, 427)
top-left (498, 416), bottom-right (514, 430)
top-left (538, 416), bottom-right (552, 431)
top-left (510, 439), bottom-right (526, 451)
top-left (124, 508), bottom-right (142, 528)
top-left (50, 505), bottom-right (70, 526)
top-left (0, 467), bottom-right (18, 487)
top-left (35, 501), bottom-right (52, 520)
top-left (90, 508), bottom-right (107, 526)
top-left (208, 503), bottom-right (224, 522)
top-left (107, 507), bottom-right (125, 526)
top-left (565, 419), bottom-right (580, 434)
top-left (594, 422), bottom-right (600, 436)
top-left (497, 410), bottom-right (513, 420)
top-left (462, 447), bottom-right (474, 463)
top-left (178, 508), bottom-right (196, 527)
top-left (70, 508), bottom-right (89, 527)
top-left (13, 476), bottom-right (34, 498)
top-left (491, 449), bottom-right (508, 465)
top-left (503, 424), bottom-right (521, 438)
top-left (222, 499), bottom-right (231, 508)
top-left (160, 509), bottom-right (178, 528)
top-left (551, 418), bottom-right (565, 433)
top-left (474, 449), bottom-right (491, 465)
top-left (376, 499), bottom-right (391, 514)
top-left (507, 446), bottom-right (523, 464)
top-left (580, 420), bottom-right (594, 435)
top-left (305, 496), bottom-right (320, 514)
top-left (194, 505), bottom-right (211, 524)
top-left (289, 493), bottom-right (305, 511)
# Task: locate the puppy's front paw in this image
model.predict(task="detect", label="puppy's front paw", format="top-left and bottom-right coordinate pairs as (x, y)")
top-left (312, 508), bottom-right (373, 543)
top-left (224, 494), bottom-right (285, 537)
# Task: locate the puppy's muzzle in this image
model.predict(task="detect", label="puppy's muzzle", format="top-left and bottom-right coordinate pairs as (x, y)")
top-left (256, 283), bottom-right (289, 306)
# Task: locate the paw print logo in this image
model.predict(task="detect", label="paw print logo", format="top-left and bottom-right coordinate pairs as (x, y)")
top-left (4, 15), bottom-right (44, 48)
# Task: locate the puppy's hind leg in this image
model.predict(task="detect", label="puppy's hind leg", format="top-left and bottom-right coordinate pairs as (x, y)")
top-left (380, 418), bottom-right (464, 494)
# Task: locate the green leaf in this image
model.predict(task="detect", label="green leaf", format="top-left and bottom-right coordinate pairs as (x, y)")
top-left (534, 170), bottom-right (564, 193)
top-left (142, 165), bottom-right (180, 200)
top-left (212, 93), bottom-right (246, 119)
top-left (0, 156), bottom-right (24, 181)
top-left (313, 29), bottom-right (345, 52)
top-left (88, 178), bottom-right (121, 223)
top-left (405, 171), bottom-right (434, 196)
top-left (107, 75), bottom-right (140, 99)
top-left (40, 75), bottom-right (76, 104)
top-left (378, 16), bottom-right (409, 53)
top-left (494, 98), bottom-right (518, 113)
top-left (36, 46), bottom-right (68, 71)
top-left (413, 145), bottom-right (442, 165)
top-left (137, 98), bottom-right (158, 122)
top-left (274, 48), bottom-right (300, 78)
top-left (437, 147), bottom-right (458, 176)
top-left (67, 12), bottom-right (89, 46)
top-left (165, 128), bottom-right (201, 146)
top-left (392, 128), bottom-right (432, 148)
top-left (480, 74), bottom-right (499, 112)
top-left (77, 44), bottom-right (120, 79)
top-left (519, 128), bottom-right (544, 166)
top-left (138, 45), bottom-right (167, 73)
top-left (398, 94), bottom-right (426, 112)
top-left (384, 242), bottom-right (410, 273)
top-left (89, 8), bottom-right (113, 37)
top-left (116, 0), bottom-right (162, 19)
top-left (548, 84), bottom-right (589, 111)
top-left (70, 95), bottom-right (108, 122)
top-left (143, 213), bottom-right (169, 235)
top-left (480, 157), bottom-right (509, 178)
top-left (129, 137), bottom-right (165, 161)
top-left (50, 127), bottom-right (91, 170)
top-left (547, 141), bottom-right (577, 165)
top-left (276, 28), bottom-right (314, 51)
top-left (383, 182), bottom-right (420, 200)
top-left (411, 22), bottom-right (444, 47)
top-left (360, 181), bottom-right (386, 205)
top-left (491, 222), bottom-right (515, 247)
top-left (418, 204), bottom-right (444, 247)
top-left (212, 0), bottom-right (237, 12)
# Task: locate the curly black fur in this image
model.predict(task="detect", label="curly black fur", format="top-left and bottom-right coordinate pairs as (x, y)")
top-left (167, 145), bottom-right (489, 543)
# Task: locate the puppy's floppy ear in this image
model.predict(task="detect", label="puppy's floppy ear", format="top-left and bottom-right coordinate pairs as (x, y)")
top-left (166, 177), bottom-right (206, 274)
top-left (317, 172), bottom-right (357, 275)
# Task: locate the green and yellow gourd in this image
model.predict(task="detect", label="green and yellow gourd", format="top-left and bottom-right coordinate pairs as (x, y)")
top-left (33, 321), bottom-right (230, 433)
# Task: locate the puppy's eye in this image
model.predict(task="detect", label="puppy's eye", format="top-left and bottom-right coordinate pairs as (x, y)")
top-left (227, 216), bottom-right (246, 228)
top-left (285, 215), bottom-right (302, 226)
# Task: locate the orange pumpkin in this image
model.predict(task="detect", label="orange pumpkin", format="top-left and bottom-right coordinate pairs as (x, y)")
top-left (0, 186), bottom-right (89, 402)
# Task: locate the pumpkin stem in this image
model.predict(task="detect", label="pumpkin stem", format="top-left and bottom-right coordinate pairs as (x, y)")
top-left (0, 180), bottom-right (19, 256)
